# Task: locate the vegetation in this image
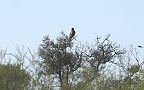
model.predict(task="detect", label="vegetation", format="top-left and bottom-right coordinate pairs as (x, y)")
top-left (0, 64), bottom-right (31, 90)
top-left (1, 32), bottom-right (144, 90)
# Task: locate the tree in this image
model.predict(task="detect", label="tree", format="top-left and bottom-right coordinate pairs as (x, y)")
top-left (38, 32), bottom-right (82, 89)
top-left (74, 35), bottom-right (125, 89)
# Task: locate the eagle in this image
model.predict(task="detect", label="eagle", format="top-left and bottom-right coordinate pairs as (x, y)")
top-left (68, 28), bottom-right (75, 42)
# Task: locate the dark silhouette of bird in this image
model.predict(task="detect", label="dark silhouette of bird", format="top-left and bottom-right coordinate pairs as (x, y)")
top-left (68, 28), bottom-right (75, 42)
top-left (138, 45), bottom-right (143, 48)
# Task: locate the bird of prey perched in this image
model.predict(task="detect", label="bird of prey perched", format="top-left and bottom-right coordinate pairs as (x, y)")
top-left (68, 28), bottom-right (75, 42)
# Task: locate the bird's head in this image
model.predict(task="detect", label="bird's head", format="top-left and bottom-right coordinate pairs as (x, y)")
top-left (71, 28), bottom-right (75, 31)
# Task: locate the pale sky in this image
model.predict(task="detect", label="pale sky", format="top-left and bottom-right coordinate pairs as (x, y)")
top-left (0, 0), bottom-right (144, 52)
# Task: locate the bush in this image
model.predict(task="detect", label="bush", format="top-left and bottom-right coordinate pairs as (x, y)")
top-left (0, 64), bottom-right (31, 90)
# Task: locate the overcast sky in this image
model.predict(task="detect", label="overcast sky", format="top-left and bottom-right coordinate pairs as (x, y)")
top-left (0, 0), bottom-right (144, 52)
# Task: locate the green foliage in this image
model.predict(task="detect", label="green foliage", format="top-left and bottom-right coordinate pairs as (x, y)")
top-left (0, 64), bottom-right (31, 90)
top-left (38, 32), bottom-right (82, 89)
top-left (128, 64), bottom-right (140, 74)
